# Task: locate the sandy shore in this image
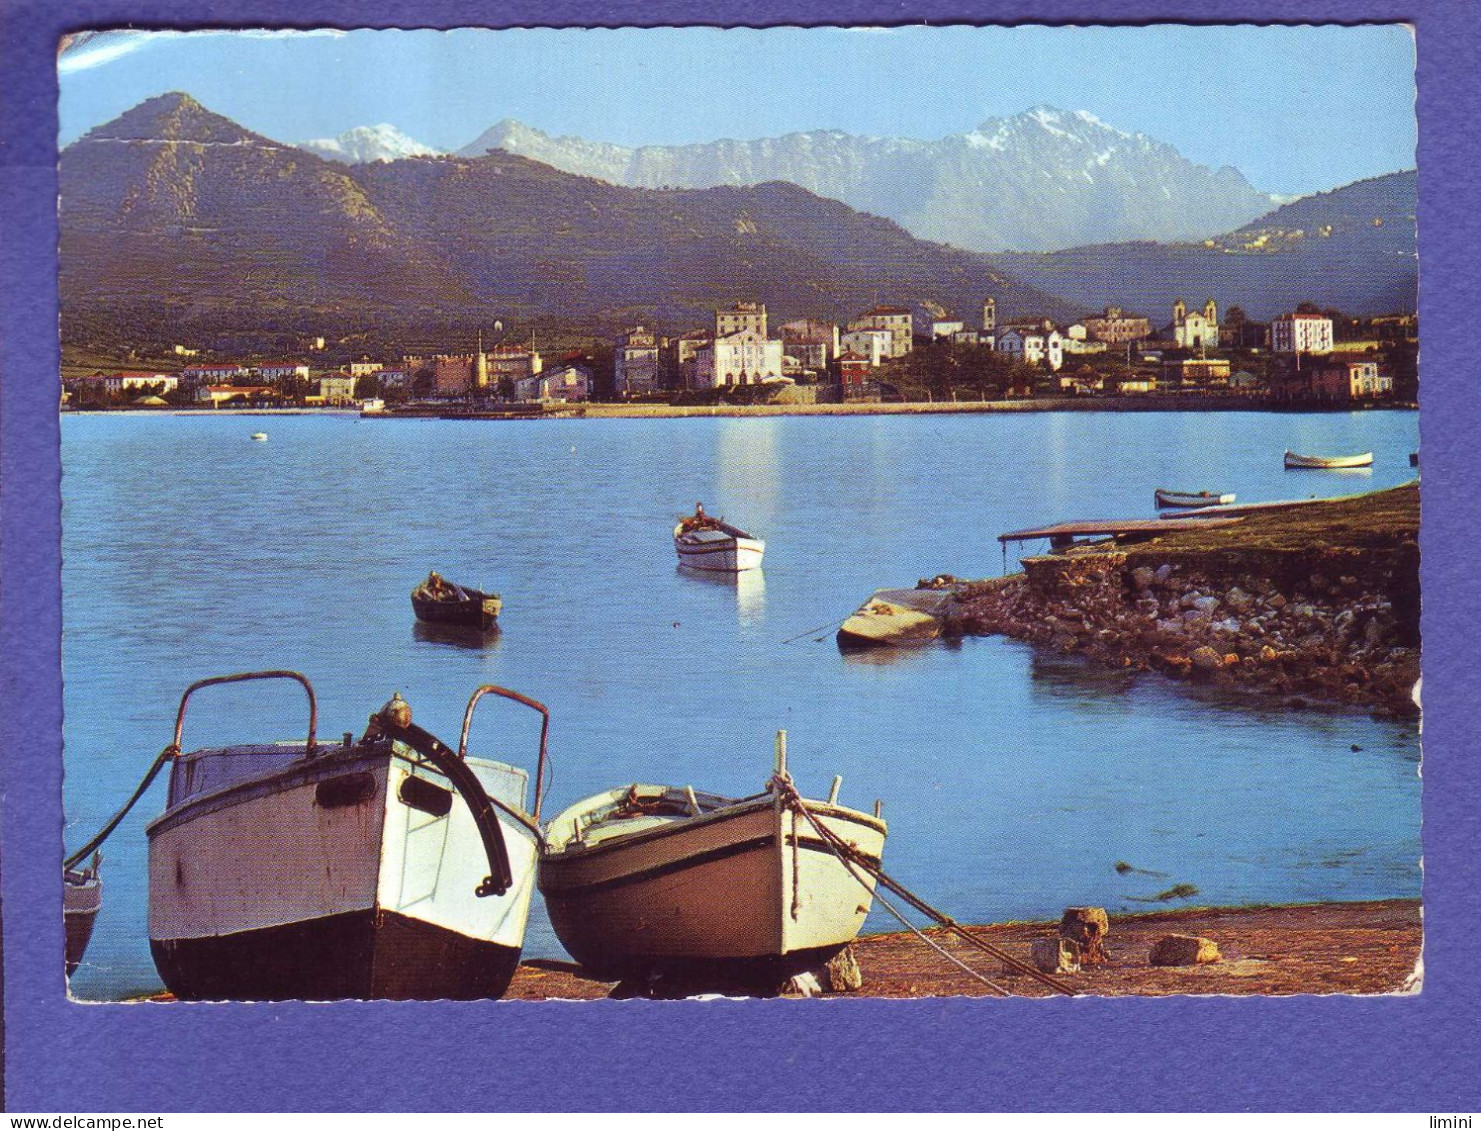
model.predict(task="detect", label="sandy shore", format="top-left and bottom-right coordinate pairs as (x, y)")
top-left (504, 899), bottom-right (1421, 1000)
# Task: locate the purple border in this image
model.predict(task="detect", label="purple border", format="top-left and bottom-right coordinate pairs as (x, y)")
top-left (3, 1), bottom-right (1477, 1112)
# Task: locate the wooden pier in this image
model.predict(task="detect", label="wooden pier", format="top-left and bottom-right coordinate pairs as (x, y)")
top-left (998, 516), bottom-right (1243, 552)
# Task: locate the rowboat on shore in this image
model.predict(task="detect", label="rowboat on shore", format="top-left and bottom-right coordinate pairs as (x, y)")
top-left (1154, 489), bottom-right (1237, 509)
top-left (64, 856), bottom-right (103, 977)
top-left (538, 732), bottom-right (885, 986)
top-left (139, 671), bottom-right (548, 1000)
top-left (411, 572), bottom-right (502, 630)
top-left (673, 503), bottom-right (765, 572)
top-left (1284, 450), bottom-right (1374, 470)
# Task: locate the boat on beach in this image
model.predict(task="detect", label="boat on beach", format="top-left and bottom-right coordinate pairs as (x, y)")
top-left (1154, 489), bottom-right (1237, 509)
top-left (142, 671), bottom-right (549, 1000)
top-left (1284, 450), bottom-right (1374, 469)
top-left (538, 733), bottom-right (885, 985)
top-left (673, 503), bottom-right (765, 572)
top-left (64, 856), bottom-right (103, 977)
top-left (411, 572), bottom-right (501, 630)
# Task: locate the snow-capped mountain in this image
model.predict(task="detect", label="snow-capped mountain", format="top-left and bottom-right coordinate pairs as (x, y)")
top-left (457, 107), bottom-right (1276, 253)
top-left (298, 124), bottom-right (441, 164)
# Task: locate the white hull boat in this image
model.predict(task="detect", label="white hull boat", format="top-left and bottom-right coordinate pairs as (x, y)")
top-left (1284, 450), bottom-right (1373, 469)
top-left (673, 504), bottom-right (764, 572)
top-left (144, 672), bottom-right (550, 1000)
top-left (1154, 489), bottom-right (1237, 509)
top-left (250, 432), bottom-right (268, 441)
top-left (539, 734), bottom-right (885, 983)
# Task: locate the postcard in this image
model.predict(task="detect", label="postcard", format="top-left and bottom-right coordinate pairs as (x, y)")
top-left (3, 8), bottom-right (1474, 1114)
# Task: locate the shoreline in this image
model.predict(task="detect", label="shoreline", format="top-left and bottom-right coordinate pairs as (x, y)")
top-left (113, 899), bottom-right (1420, 1002)
top-left (501, 899), bottom-right (1421, 999)
top-left (62, 397), bottom-right (1417, 420)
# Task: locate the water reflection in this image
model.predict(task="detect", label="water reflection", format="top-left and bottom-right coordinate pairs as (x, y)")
top-left (411, 621), bottom-right (502, 651)
top-left (714, 419), bottom-right (780, 534)
top-left (676, 565), bottom-right (767, 628)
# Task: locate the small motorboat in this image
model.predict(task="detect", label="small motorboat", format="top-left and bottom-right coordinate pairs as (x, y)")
top-left (538, 732), bottom-right (885, 985)
top-left (1154, 489), bottom-right (1237, 509)
top-left (836, 587), bottom-right (956, 650)
top-left (140, 671), bottom-right (549, 1000)
top-left (673, 502), bottom-right (764, 572)
top-left (411, 572), bottom-right (501, 630)
top-left (63, 855), bottom-right (103, 977)
top-left (250, 432), bottom-right (268, 441)
top-left (1284, 450), bottom-right (1374, 469)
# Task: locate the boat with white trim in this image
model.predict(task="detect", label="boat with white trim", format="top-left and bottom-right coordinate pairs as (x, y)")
top-left (1284, 450), bottom-right (1373, 469)
top-left (1154, 489), bottom-right (1237, 509)
top-left (673, 503), bottom-right (765, 572)
top-left (143, 672), bottom-right (549, 1000)
top-left (538, 732), bottom-right (885, 984)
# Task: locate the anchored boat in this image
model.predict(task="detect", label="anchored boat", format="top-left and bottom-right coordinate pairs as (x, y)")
top-left (63, 856), bottom-right (103, 977)
top-left (837, 587), bottom-right (957, 650)
top-left (1154, 489), bottom-right (1237, 509)
top-left (250, 432), bottom-right (268, 442)
top-left (411, 572), bottom-right (502, 630)
top-left (1284, 450), bottom-right (1374, 469)
top-left (673, 503), bottom-right (765, 573)
top-left (538, 732), bottom-right (885, 984)
top-left (140, 671), bottom-right (549, 1000)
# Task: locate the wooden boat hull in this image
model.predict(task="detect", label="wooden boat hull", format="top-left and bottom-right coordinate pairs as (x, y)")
top-left (1154, 489), bottom-right (1236, 509)
top-left (673, 522), bottom-right (765, 572)
top-left (1284, 450), bottom-right (1374, 469)
top-left (411, 586), bottom-right (501, 630)
top-left (539, 791), bottom-right (885, 981)
top-left (64, 872), bottom-right (102, 977)
top-left (147, 743), bottom-right (536, 1001)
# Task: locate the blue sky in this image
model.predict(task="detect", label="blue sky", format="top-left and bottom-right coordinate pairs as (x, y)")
top-left (58, 24), bottom-right (1416, 196)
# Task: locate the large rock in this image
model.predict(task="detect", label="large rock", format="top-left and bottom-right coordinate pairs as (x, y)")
top-left (1149, 934), bottom-right (1221, 966)
top-left (1059, 907), bottom-right (1110, 965)
top-left (1131, 566), bottom-right (1156, 592)
top-left (824, 945), bottom-right (864, 992)
top-left (1190, 645), bottom-right (1225, 671)
top-left (1030, 935), bottom-right (1081, 974)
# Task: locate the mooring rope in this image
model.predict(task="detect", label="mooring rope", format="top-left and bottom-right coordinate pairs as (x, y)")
top-left (771, 774), bottom-right (1078, 997)
top-left (780, 617), bottom-right (848, 646)
top-left (64, 743), bottom-right (179, 871)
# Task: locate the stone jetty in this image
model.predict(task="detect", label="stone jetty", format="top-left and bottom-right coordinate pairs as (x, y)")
top-left (948, 484), bottom-right (1420, 716)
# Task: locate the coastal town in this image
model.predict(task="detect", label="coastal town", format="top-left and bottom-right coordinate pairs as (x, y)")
top-left (61, 296), bottom-right (1418, 413)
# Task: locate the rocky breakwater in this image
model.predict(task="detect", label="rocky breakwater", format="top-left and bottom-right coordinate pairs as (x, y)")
top-left (949, 485), bottom-right (1420, 716)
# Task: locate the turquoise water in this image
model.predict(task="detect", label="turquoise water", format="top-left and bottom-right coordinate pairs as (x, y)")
top-left (61, 408), bottom-right (1422, 1000)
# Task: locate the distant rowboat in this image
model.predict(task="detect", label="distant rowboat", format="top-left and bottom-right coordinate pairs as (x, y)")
top-left (1284, 450), bottom-right (1374, 469)
top-left (250, 432), bottom-right (268, 442)
top-left (1154, 489), bottom-right (1237, 509)
top-left (411, 572), bottom-right (502, 630)
top-left (673, 503), bottom-right (764, 572)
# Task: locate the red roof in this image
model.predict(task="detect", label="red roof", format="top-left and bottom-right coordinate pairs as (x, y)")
top-left (1282, 312), bottom-right (1330, 321)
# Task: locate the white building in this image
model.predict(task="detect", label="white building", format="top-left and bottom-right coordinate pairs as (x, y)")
top-left (1271, 312), bottom-right (1336, 355)
top-left (255, 362), bottom-right (311, 383)
top-left (840, 328), bottom-right (892, 367)
top-left (1167, 299), bottom-right (1220, 350)
top-left (931, 319), bottom-right (964, 340)
top-left (614, 326), bottom-right (661, 396)
top-left (514, 363), bottom-right (591, 402)
top-left (847, 306), bottom-right (913, 358)
top-left (348, 360), bottom-right (383, 378)
top-left (317, 375), bottom-right (357, 404)
top-left (103, 371), bottom-right (178, 394)
top-left (693, 329), bottom-right (784, 388)
top-left (995, 327), bottom-right (1064, 371)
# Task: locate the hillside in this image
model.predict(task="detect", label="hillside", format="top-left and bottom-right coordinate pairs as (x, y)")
top-left (455, 107), bottom-right (1276, 253)
top-left (987, 171), bottom-right (1417, 320)
top-left (60, 93), bottom-right (1077, 343)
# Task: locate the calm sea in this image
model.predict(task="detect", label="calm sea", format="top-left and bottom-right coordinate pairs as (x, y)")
top-left (61, 408), bottom-right (1422, 1000)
